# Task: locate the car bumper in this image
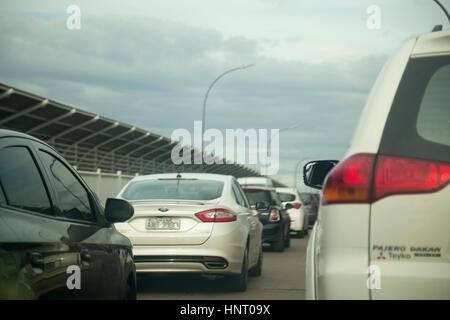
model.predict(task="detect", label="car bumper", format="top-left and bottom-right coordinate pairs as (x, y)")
top-left (131, 222), bottom-right (246, 276)
top-left (288, 210), bottom-right (305, 231)
top-left (308, 214), bottom-right (317, 225)
top-left (262, 222), bottom-right (283, 243)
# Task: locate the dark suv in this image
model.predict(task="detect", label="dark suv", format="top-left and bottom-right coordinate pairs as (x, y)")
top-left (299, 192), bottom-right (320, 226)
top-left (0, 129), bottom-right (136, 299)
top-left (242, 187), bottom-right (290, 252)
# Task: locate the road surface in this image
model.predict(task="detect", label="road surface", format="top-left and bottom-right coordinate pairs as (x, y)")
top-left (137, 234), bottom-right (308, 300)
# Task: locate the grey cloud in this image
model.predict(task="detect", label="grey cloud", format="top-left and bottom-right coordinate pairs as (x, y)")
top-left (0, 11), bottom-right (387, 182)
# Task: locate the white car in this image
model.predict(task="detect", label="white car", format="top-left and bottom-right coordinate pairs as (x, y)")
top-left (237, 177), bottom-right (273, 188)
top-left (304, 29), bottom-right (450, 299)
top-left (114, 173), bottom-right (263, 292)
top-left (275, 187), bottom-right (309, 237)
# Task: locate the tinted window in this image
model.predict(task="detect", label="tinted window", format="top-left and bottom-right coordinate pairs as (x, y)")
top-left (0, 146), bottom-right (52, 215)
top-left (417, 64), bottom-right (450, 147)
top-left (232, 181), bottom-right (248, 207)
top-left (243, 190), bottom-right (272, 205)
top-left (0, 185), bottom-right (6, 205)
top-left (277, 192), bottom-right (296, 202)
top-left (39, 151), bottom-right (94, 222)
top-left (299, 193), bottom-right (313, 205)
top-left (380, 55), bottom-right (450, 162)
top-left (122, 179), bottom-right (224, 200)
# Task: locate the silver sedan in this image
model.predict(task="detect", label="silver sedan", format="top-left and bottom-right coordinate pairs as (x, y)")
top-left (114, 173), bottom-right (263, 292)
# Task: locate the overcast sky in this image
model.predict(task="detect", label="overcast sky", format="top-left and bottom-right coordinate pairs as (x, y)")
top-left (1, 0), bottom-right (449, 186)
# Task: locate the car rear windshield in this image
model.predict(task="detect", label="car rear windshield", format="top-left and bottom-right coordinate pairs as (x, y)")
top-left (379, 55), bottom-right (450, 162)
top-left (277, 192), bottom-right (295, 202)
top-left (243, 190), bottom-right (272, 205)
top-left (121, 179), bottom-right (224, 201)
top-left (299, 193), bottom-right (313, 205)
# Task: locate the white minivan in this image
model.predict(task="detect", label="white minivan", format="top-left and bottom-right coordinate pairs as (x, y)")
top-left (304, 29), bottom-right (450, 299)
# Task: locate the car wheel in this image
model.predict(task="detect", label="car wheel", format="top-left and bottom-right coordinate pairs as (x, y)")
top-left (303, 228), bottom-right (308, 237)
top-left (229, 246), bottom-right (249, 292)
top-left (123, 275), bottom-right (136, 300)
top-left (284, 231), bottom-right (291, 248)
top-left (249, 245), bottom-right (263, 277)
top-left (272, 231), bottom-right (285, 252)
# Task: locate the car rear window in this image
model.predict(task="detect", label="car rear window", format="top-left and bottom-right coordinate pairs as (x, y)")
top-left (243, 190), bottom-right (272, 205)
top-left (121, 179), bottom-right (224, 201)
top-left (299, 193), bottom-right (313, 205)
top-left (416, 64), bottom-right (450, 147)
top-left (277, 192), bottom-right (295, 202)
top-left (379, 55), bottom-right (450, 162)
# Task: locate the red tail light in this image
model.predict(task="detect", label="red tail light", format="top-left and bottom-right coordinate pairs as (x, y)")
top-left (269, 209), bottom-right (280, 222)
top-left (323, 153), bottom-right (450, 205)
top-left (311, 205), bottom-right (317, 210)
top-left (374, 155), bottom-right (450, 201)
top-left (323, 154), bottom-right (375, 204)
top-left (196, 209), bottom-right (237, 222)
top-left (293, 203), bottom-right (301, 209)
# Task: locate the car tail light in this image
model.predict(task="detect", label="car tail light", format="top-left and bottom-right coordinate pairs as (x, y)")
top-left (323, 153), bottom-right (450, 205)
top-left (374, 155), bottom-right (450, 201)
top-left (269, 209), bottom-right (280, 222)
top-left (293, 203), bottom-right (301, 209)
top-left (196, 209), bottom-right (237, 222)
top-left (311, 205), bottom-right (317, 210)
top-left (323, 154), bottom-right (375, 204)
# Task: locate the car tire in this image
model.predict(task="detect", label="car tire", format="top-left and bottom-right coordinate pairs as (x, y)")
top-left (229, 246), bottom-right (249, 292)
top-left (284, 231), bottom-right (291, 248)
top-left (272, 231), bottom-right (285, 252)
top-left (123, 275), bottom-right (137, 300)
top-left (249, 245), bottom-right (263, 277)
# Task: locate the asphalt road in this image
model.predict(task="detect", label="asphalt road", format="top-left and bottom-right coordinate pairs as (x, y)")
top-left (137, 233), bottom-right (308, 300)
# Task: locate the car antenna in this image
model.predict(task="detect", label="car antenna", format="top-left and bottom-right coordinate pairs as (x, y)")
top-left (432, 0), bottom-right (450, 25)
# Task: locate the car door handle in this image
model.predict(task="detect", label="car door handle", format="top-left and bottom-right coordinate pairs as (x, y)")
top-left (29, 252), bottom-right (44, 267)
top-left (80, 251), bottom-right (91, 262)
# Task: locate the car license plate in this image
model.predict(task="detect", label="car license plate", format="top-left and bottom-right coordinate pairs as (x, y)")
top-left (146, 217), bottom-right (180, 230)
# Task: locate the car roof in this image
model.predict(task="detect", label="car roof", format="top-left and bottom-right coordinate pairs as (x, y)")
top-left (131, 172), bottom-right (232, 182)
top-left (412, 30), bottom-right (450, 57)
top-left (275, 187), bottom-right (297, 194)
top-left (237, 177), bottom-right (271, 182)
top-left (242, 186), bottom-right (274, 191)
top-left (0, 129), bottom-right (56, 151)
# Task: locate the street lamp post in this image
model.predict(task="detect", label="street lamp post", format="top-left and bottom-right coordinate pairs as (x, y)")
top-left (201, 64), bottom-right (255, 161)
top-left (267, 123), bottom-right (300, 152)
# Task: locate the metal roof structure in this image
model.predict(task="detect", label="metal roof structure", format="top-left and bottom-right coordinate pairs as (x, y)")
top-left (0, 83), bottom-right (285, 187)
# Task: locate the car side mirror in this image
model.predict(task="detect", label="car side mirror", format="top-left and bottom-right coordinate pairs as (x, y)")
top-left (255, 202), bottom-right (269, 211)
top-left (284, 203), bottom-right (293, 210)
top-left (104, 198), bottom-right (134, 223)
top-left (303, 160), bottom-right (339, 190)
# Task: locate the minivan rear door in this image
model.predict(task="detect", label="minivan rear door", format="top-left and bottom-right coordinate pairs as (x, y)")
top-left (369, 54), bottom-right (450, 299)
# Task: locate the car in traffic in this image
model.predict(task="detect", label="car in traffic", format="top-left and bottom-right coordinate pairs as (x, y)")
top-left (304, 29), bottom-right (450, 300)
top-left (276, 187), bottom-right (309, 237)
top-left (299, 192), bottom-right (320, 226)
top-left (0, 129), bottom-right (136, 300)
top-left (242, 187), bottom-right (291, 252)
top-left (114, 173), bottom-right (263, 292)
